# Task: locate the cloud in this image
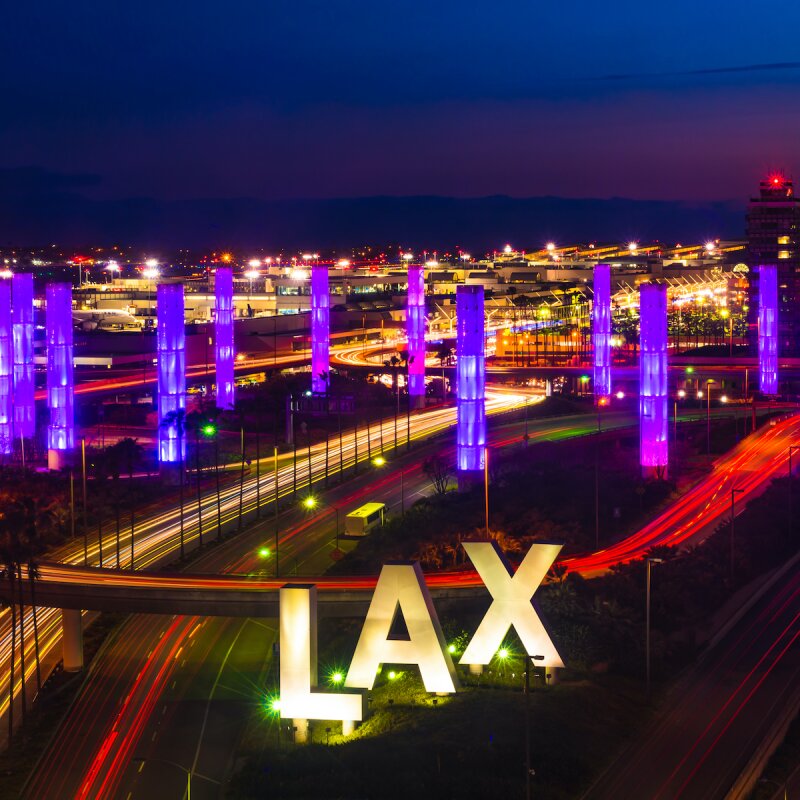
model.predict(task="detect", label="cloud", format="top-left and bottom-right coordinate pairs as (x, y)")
top-left (599, 61), bottom-right (800, 82)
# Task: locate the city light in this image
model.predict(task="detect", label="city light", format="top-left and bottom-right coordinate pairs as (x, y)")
top-left (616, 390), bottom-right (625, 400)
top-left (628, 241), bottom-right (638, 253)
top-left (244, 269), bottom-right (260, 281)
top-left (678, 389), bottom-right (686, 398)
top-left (258, 547), bottom-right (271, 558)
top-left (215, 267), bottom-right (235, 410)
top-left (705, 241), bottom-right (716, 253)
top-left (202, 423), bottom-right (217, 436)
top-left (336, 259), bottom-right (351, 268)
top-left (145, 258), bottom-right (159, 269)
top-left (593, 263), bottom-right (612, 401)
top-left (303, 495), bottom-right (318, 510)
top-left (330, 671), bottom-right (344, 685)
top-left (311, 265), bottom-right (330, 394)
top-left (248, 258), bottom-right (262, 268)
top-left (758, 264), bottom-right (778, 395)
top-left (372, 456), bottom-right (386, 467)
top-left (402, 252), bottom-right (414, 261)
top-left (503, 244), bottom-right (513, 254)
top-left (639, 283), bottom-right (668, 471)
top-left (497, 647), bottom-right (509, 660)
top-left (143, 267), bottom-right (159, 280)
top-left (157, 284), bottom-right (186, 463)
top-left (546, 242), bottom-right (555, 252)
top-left (456, 285), bottom-right (486, 473)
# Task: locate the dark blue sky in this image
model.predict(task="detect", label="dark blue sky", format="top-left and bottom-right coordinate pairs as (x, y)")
top-left (2, 0), bottom-right (800, 207)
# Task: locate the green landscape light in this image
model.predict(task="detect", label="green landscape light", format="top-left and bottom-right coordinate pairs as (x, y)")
top-left (372, 455), bottom-right (386, 467)
top-left (303, 495), bottom-right (317, 510)
top-left (685, 366), bottom-right (694, 374)
top-left (579, 374), bottom-right (590, 383)
top-left (331, 671), bottom-right (344, 684)
top-left (497, 647), bottom-right (509, 660)
top-left (388, 670), bottom-right (397, 680)
top-left (202, 423), bottom-right (217, 437)
top-left (447, 643), bottom-right (457, 654)
top-left (258, 547), bottom-right (270, 558)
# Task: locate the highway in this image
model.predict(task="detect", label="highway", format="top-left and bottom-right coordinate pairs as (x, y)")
top-left (21, 408), bottom-right (799, 800)
top-left (582, 560), bottom-right (800, 800)
top-left (16, 409), bottom-right (797, 798)
top-left (0, 388), bottom-right (531, 745)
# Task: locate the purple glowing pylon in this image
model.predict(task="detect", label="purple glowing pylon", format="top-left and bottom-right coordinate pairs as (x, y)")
top-left (639, 283), bottom-right (668, 472)
top-left (456, 285), bottom-right (486, 473)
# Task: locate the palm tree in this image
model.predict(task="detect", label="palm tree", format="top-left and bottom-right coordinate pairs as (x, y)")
top-left (113, 438), bottom-right (142, 569)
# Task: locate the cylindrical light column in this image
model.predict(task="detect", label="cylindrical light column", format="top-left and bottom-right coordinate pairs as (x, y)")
top-left (311, 265), bottom-right (330, 394)
top-left (639, 283), bottom-right (668, 476)
top-left (407, 264), bottom-right (426, 409)
top-left (592, 263), bottom-right (611, 401)
top-left (157, 284), bottom-right (186, 466)
top-left (0, 279), bottom-right (12, 455)
top-left (46, 283), bottom-right (74, 470)
top-left (758, 264), bottom-right (778, 396)
top-left (456, 285), bottom-right (486, 485)
top-left (12, 273), bottom-right (36, 442)
top-left (215, 266), bottom-right (235, 410)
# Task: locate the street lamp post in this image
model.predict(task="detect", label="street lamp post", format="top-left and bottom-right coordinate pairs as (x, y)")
top-left (789, 445), bottom-right (799, 541)
top-left (525, 653), bottom-right (545, 800)
top-left (730, 488), bottom-right (743, 583)
top-left (646, 557), bottom-right (663, 698)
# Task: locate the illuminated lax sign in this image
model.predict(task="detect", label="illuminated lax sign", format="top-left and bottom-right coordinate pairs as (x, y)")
top-left (278, 542), bottom-right (563, 727)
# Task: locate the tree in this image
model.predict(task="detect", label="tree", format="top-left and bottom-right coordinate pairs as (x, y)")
top-left (423, 455), bottom-right (453, 495)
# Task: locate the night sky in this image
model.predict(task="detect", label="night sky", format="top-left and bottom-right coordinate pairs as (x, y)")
top-left (2, 0), bottom-right (800, 245)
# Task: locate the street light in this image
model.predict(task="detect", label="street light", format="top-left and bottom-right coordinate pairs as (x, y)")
top-left (525, 653), bottom-right (545, 800)
top-left (646, 557), bottom-right (664, 697)
top-left (730, 488), bottom-right (743, 583)
top-left (302, 494), bottom-right (341, 551)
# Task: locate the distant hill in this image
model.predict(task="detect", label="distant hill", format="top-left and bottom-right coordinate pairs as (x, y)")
top-left (0, 170), bottom-right (744, 250)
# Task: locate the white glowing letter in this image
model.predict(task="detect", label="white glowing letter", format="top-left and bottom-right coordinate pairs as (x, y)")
top-left (345, 563), bottom-right (458, 693)
top-left (460, 542), bottom-right (564, 668)
top-left (279, 585), bottom-right (364, 722)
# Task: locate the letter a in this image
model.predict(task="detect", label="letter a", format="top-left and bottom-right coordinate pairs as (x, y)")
top-left (346, 563), bottom-right (458, 693)
top-left (460, 542), bottom-right (564, 668)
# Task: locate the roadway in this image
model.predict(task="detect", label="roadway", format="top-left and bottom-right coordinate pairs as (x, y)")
top-left (22, 408), bottom-right (799, 800)
top-left (582, 560), bottom-right (800, 800)
top-left (0, 388), bottom-right (531, 747)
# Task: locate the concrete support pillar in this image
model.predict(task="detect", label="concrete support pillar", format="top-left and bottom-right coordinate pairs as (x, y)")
top-left (293, 718), bottom-right (309, 744)
top-left (468, 663), bottom-right (484, 676)
top-left (342, 719), bottom-right (355, 736)
top-left (62, 609), bottom-right (83, 672)
top-left (48, 448), bottom-right (70, 471)
top-left (545, 379), bottom-right (553, 397)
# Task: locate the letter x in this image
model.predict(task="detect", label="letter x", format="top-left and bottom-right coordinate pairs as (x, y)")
top-left (460, 541), bottom-right (564, 668)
